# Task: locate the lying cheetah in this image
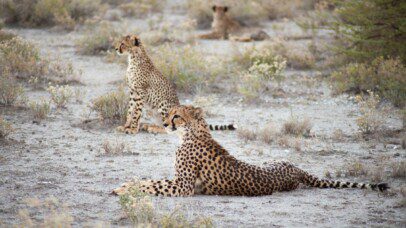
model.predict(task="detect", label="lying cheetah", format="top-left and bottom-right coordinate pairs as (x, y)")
top-left (115, 35), bottom-right (235, 134)
top-left (113, 105), bottom-right (389, 196)
top-left (198, 5), bottom-right (270, 42)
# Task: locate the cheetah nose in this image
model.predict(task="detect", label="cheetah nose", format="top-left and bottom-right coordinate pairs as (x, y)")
top-left (163, 123), bottom-right (169, 127)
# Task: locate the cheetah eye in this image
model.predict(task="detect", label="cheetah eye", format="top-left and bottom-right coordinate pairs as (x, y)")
top-left (173, 115), bottom-right (180, 119)
top-left (134, 38), bottom-right (139, 46)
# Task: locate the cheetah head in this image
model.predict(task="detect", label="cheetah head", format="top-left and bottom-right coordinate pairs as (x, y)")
top-left (163, 105), bottom-right (205, 136)
top-left (212, 5), bottom-right (229, 20)
top-left (115, 35), bottom-right (142, 56)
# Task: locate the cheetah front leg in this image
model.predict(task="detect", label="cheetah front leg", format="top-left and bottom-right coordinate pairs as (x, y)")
top-left (113, 173), bottom-right (197, 197)
top-left (139, 106), bottom-right (170, 134)
top-left (117, 89), bottom-right (144, 134)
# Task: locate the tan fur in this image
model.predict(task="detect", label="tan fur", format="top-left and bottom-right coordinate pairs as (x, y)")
top-left (115, 35), bottom-right (236, 134)
top-left (198, 5), bottom-right (270, 42)
top-left (113, 105), bottom-right (388, 196)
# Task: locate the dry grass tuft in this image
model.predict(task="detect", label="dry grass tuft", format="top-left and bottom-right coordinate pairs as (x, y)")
top-left (90, 86), bottom-right (128, 123)
top-left (391, 161), bottom-right (406, 179)
top-left (281, 117), bottom-right (312, 137)
top-left (238, 124), bottom-right (277, 145)
top-left (0, 72), bottom-right (25, 106)
top-left (355, 91), bottom-right (388, 135)
top-left (15, 197), bottom-right (73, 227)
top-left (119, 184), bottom-right (213, 227)
top-left (0, 117), bottom-right (14, 139)
top-left (29, 99), bottom-right (51, 121)
top-left (101, 140), bottom-right (127, 155)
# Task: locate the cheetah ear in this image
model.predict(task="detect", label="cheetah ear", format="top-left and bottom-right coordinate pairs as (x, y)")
top-left (212, 5), bottom-right (216, 12)
top-left (193, 107), bottom-right (204, 118)
top-left (224, 6), bottom-right (228, 12)
top-left (133, 37), bottom-right (140, 46)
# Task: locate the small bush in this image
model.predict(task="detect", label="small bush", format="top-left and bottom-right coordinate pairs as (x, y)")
top-left (234, 45), bottom-right (286, 100)
top-left (0, 37), bottom-right (79, 84)
top-left (342, 161), bottom-right (368, 177)
top-left (0, 37), bottom-right (46, 79)
top-left (75, 21), bottom-right (121, 55)
top-left (91, 86), bottom-right (128, 122)
top-left (0, 117), bottom-right (13, 138)
top-left (355, 91), bottom-right (387, 134)
top-left (47, 84), bottom-right (73, 109)
top-left (281, 117), bottom-right (312, 137)
top-left (151, 44), bottom-right (226, 92)
top-left (0, 72), bottom-right (25, 106)
top-left (29, 99), bottom-right (51, 121)
top-left (332, 57), bottom-right (406, 107)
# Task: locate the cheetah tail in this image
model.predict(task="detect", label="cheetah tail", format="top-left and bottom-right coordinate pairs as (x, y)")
top-left (302, 171), bottom-right (389, 192)
top-left (209, 124), bottom-right (236, 131)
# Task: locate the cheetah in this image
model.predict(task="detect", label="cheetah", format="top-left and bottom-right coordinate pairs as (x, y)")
top-left (115, 35), bottom-right (235, 134)
top-left (198, 5), bottom-right (270, 42)
top-left (112, 105), bottom-right (389, 196)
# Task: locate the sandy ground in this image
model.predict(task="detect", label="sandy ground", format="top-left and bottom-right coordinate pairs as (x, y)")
top-left (1, 6), bottom-right (405, 228)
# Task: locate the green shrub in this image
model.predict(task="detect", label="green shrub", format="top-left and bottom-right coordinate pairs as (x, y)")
top-left (91, 86), bottom-right (128, 122)
top-left (75, 21), bottom-right (121, 55)
top-left (328, 0), bottom-right (406, 64)
top-left (331, 57), bottom-right (406, 107)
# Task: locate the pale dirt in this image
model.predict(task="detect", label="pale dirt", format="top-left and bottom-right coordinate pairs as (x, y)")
top-left (0, 4), bottom-right (405, 228)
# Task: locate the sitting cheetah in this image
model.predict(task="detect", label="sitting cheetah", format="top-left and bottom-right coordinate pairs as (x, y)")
top-left (112, 105), bottom-right (389, 196)
top-left (198, 5), bottom-right (270, 42)
top-left (115, 35), bottom-right (235, 134)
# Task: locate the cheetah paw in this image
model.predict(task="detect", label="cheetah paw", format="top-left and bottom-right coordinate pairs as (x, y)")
top-left (116, 126), bottom-right (139, 134)
top-left (111, 181), bottom-right (137, 196)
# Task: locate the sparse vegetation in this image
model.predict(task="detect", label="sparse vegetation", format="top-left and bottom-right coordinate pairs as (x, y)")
top-left (0, 117), bottom-right (13, 139)
top-left (47, 84), bottom-right (73, 109)
top-left (0, 0), bottom-right (104, 30)
top-left (282, 116), bottom-right (312, 137)
top-left (120, 184), bottom-right (213, 227)
top-left (75, 21), bottom-right (122, 55)
top-left (151, 44), bottom-right (226, 92)
top-left (118, 0), bottom-right (165, 18)
top-left (29, 99), bottom-right (51, 121)
top-left (238, 124), bottom-right (277, 145)
top-left (90, 86), bottom-right (128, 122)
